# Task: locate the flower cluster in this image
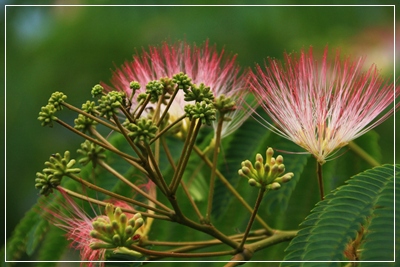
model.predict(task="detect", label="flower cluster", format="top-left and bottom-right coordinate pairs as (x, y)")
top-left (238, 147), bottom-right (294, 189)
top-left (40, 188), bottom-right (144, 266)
top-left (101, 40), bottom-right (251, 138)
top-left (34, 40), bottom-right (398, 265)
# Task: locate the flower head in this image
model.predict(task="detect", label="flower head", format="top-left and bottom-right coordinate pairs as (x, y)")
top-left (40, 188), bottom-right (143, 266)
top-left (249, 46), bottom-right (398, 164)
top-left (102, 40), bottom-right (251, 138)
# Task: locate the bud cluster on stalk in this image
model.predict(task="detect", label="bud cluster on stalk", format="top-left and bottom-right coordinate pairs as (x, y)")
top-left (89, 204), bottom-right (143, 257)
top-left (238, 147), bottom-right (294, 189)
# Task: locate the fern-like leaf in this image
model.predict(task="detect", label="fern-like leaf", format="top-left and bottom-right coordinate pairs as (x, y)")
top-left (37, 225), bottom-right (69, 267)
top-left (5, 203), bottom-right (43, 261)
top-left (281, 164), bottom-right (397, 266)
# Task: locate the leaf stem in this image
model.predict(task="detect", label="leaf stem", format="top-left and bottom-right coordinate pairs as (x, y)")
top-left (144, 143), bottom-right (170, 196)
top-left (161, 137), bottom-right (204, 221)
top-left (58, 185), bottom-right (171, 220)
top-left (96, 160), bottom-right (172, 212)
top-left (156, 86), bottom-right (180, 127)
top-left (150, 115), bottom-right (187, 144)
top-left (62, 102), bottom-right (120, 132)
top-left (238, 187), bottom-right (266, 251)
top-left (206, 117), bottom-right (224, 223)
top-left (55, 119), bottom-right (141, 165)
top-left (193, 145), bottom-right (273, 234)
top-left (348, 141), bottom-right (380, 167)
top-left (169, 119), bottom-right (202, 193)
top-left (130, 244), bottom-right (235, 259)
top-left (317, 161), bottom-right (324, 200)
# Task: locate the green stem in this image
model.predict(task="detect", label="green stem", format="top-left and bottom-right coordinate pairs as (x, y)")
top-left (348, 141), bottom-right (380, 167)
top-left (58, 184), bottom-right (171, 219)
top-left (193, 145), bottom-right (274, 235)
top-left (169, 119), bottom-right (202, 193)
top-left (238, 187), bottom-right (266, 250)
top-left (150, 114), bottom-right (186, 144)
top-left (131, 244), bottom-right (235, 259)
top-left (134, 94), bottom-right (152, 121)
top-left (161, 137), bottom-right (204, 221)
top-left (156, 86), bottom-right (180, 127)
top-left (246, 229), bottom-right (298, 252)
top-left (317, 161), bottom-right (324, 200)
top-left (118, 102), bottom-right (136, 123)
top-left (143, 230), bottom-right (267, 248)
top-left (96, 160), bottom-right (172, 212)
top-left (62, 102), bottom-right (121, 132)
top-left (56, 119), bottom-right (141, 165)
top-left (111, 114), bottom-right (147, 163)
top-left (166, 196), bottom-right (240, 249)
top-left (88, 127), bottom-right (145, 173)
top-left (206, 117), bottom-right (224, 223)
top-left (144, 144), bottom-right (170, 196)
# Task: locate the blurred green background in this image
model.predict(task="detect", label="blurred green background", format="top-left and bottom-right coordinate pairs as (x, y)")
top-left (4, 1), bottom-right (398, 266)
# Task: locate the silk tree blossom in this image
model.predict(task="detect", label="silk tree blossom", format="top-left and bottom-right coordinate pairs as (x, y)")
top-left (40, 188), bottom-right (143, 266)
top-left (249, 47), bottom-right (398, 164)
top-left (101, 40), bottom-right (251, 138)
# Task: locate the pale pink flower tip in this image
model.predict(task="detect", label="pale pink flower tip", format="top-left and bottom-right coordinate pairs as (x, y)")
top-left (249, 46), bottom-right (398, 164)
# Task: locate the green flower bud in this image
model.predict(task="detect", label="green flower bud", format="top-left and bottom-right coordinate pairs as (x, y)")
top-left (77, 140), bottom-right (106, 166)
top-left (159, 77), bottom-right (175, 94)
top-left (238, 147), bottom-right (294, 189)
top-left (184, 101), bottom-right (216, 125)
top-left (137, 93), bottom-right (148, 103)
top-left (74, 114), bottom-right (97, 133)
top-left (35, 172), bottom-right (56, 196)
top-left (213, 94), bottom-right (236, 114)
top-left (81, 100), bottom-right (97, 114)
top-left (130, 81), bottom-right (141, 91)
top-left (38, 104), bottom-right (58, 127)
top-left (126, 118), bottom-right (158, 144)
top-left (184, 83), bottom-right (214, 103)
top-left (172, 72), bottom-right (193, 91)
top-left (146, 80), bottom-right (164, 103)
top-left (48, 92), bottom-right (67, 111)
top-left (97, 91), bottom-right (125, 119)
top-left (91, 84), bottom-right (104, 98)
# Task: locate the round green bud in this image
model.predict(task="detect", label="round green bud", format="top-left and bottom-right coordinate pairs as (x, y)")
top-left (130, 81), bottom-right (141, 90)
top-left (91, 84), bottom-right (104, 98)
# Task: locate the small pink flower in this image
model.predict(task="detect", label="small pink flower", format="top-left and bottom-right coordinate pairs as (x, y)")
top-left (102, 40), bottom-right (251, 138)
top-left (249, 46), bottom-right (398, 164)
top-left (40, 188), bottom-right (106, 266)
top-left (40, 188), bottom-right (141, 266)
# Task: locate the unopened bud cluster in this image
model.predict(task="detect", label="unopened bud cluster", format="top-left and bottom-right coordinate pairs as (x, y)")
top-left (35, 151), bottom-right (81, 196)
top-left (89, 204), bottom-right (143, 257)
top-left (238, 147), bottom-right (294, 190)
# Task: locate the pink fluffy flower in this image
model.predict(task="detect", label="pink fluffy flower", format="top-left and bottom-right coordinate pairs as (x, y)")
top-left (40, 188), bottom-right (139, 266)
top-left (249, 47), bottom-right (398, 164)
top-left (102, 40), bottom-right (251, 138)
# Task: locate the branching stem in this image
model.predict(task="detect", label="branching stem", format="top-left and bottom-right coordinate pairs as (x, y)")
top-left (238, 186), bottom-right (266, 250)
top-left (206, 117), bottom-right (224, 223)
top-left (193, 145), bottom-right (273, 235)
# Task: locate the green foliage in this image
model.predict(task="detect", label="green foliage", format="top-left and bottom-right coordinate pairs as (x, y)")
top-left (281, 164), bottom-right (398, 265)
top-left (36, 226), bottom-right (69, 267)
top-left (5, 203), bottom-right (45, 261)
